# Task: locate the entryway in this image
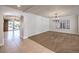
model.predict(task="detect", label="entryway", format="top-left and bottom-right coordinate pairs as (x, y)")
top-left (3, 15), bottom-right (22, 48)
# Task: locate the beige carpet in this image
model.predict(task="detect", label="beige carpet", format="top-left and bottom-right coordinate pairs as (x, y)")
top-left (29, 31), bottom-right (79, 53)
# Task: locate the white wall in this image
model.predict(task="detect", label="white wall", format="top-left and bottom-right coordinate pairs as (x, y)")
top-left (23, 13), bottom-right (49, 39)
top-left (49, 15), bottom-right (78, 34)
top-left (78, 16), bottom-right (79, 34)
top-left (0, 13), bottom-right (4, 46)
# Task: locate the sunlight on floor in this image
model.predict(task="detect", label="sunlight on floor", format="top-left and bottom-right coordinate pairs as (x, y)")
top-left (4, 30), bottom-right (20, 40)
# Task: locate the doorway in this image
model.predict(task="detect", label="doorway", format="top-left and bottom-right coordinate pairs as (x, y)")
top-left (3, 15), bottom-right (22, 47)
top-left (8, 20), bottom-right (20, 31)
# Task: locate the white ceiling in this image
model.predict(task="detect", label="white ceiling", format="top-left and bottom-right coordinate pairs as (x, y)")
top-left (7, 5), bottom-right (34, 11)
top-left (7, 5), bottom-right (79, 18)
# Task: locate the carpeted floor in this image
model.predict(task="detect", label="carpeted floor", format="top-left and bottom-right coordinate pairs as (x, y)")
top-left (29, 31), bottom-right (79, 53)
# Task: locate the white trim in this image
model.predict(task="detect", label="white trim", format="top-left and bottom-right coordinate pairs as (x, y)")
top-left (23, 36), bottom-right (29, 39)
top-left (23, 31), bottom-right (49, 39)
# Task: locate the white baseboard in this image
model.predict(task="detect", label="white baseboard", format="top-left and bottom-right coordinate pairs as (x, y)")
top-left (23, 31), bottom-right (49, 39)
top-left (23, 36), bottom-right (29, 39)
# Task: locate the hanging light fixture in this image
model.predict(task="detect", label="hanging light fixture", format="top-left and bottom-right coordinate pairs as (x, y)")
top-left (54, 13), bottom-right (59, 19)
top-left (53, 7), bottom-right (59, 19)
top-left (52, 13), bottom-right (60, 22)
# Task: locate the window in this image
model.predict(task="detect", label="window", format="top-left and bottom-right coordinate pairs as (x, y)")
top-left (53, 19), bottom-right (70, 29)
